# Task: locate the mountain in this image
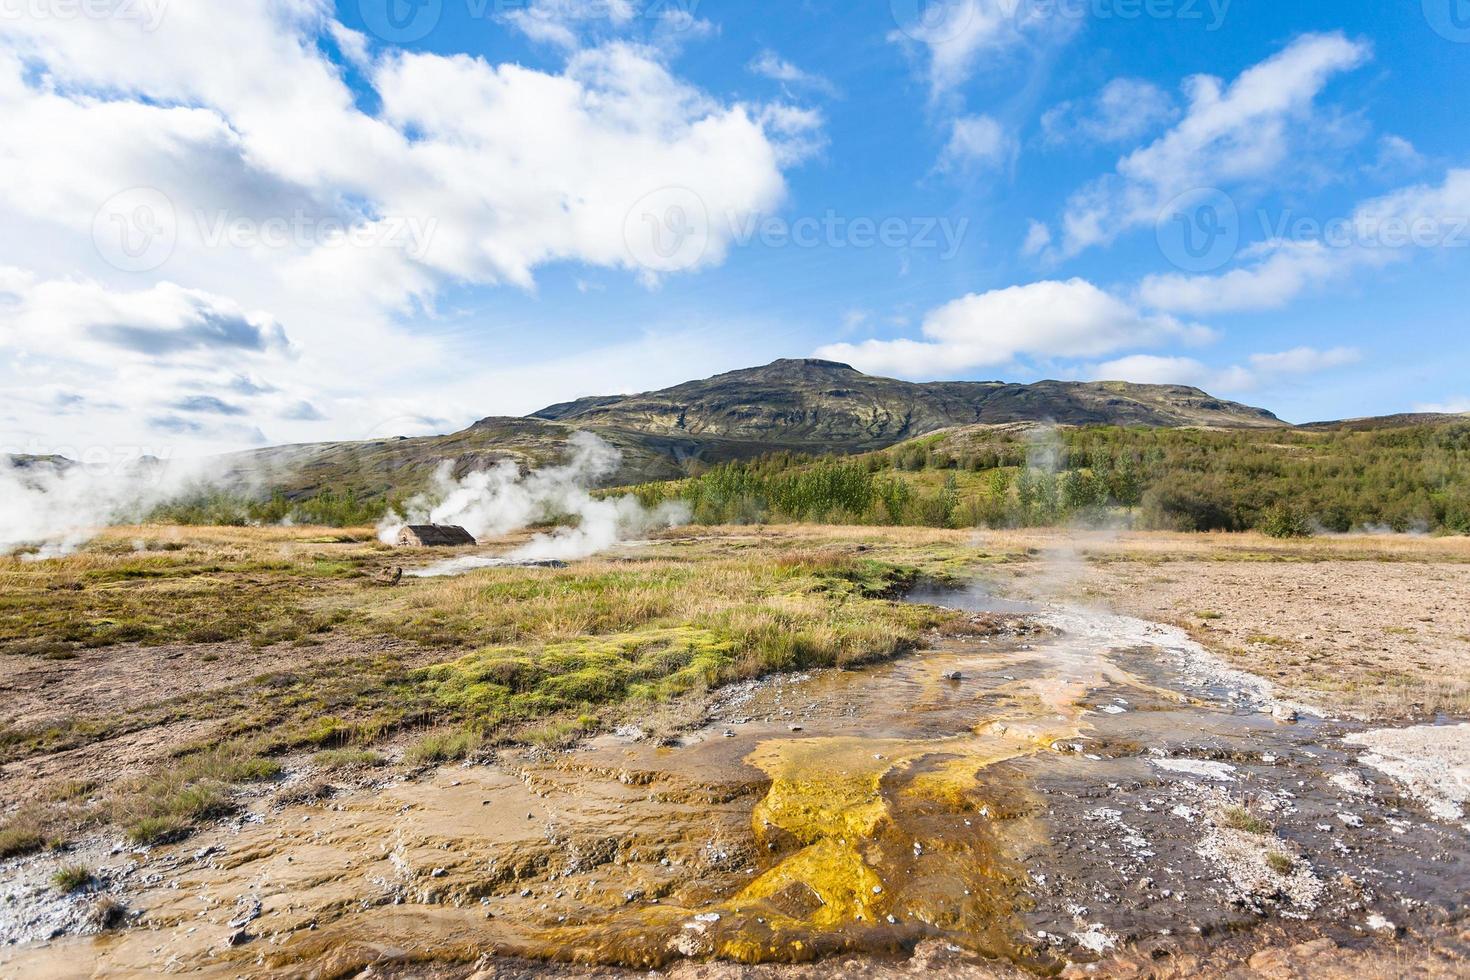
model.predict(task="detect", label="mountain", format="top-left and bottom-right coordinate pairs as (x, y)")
top-left (192, 360), bottom-right (1284, 501)
top-left (1300, 412), bottom-right (1470, 432)
top-left (531, 359), bottom-right (1284, 453)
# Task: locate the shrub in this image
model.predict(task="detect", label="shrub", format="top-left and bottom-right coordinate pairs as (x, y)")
top-left (1258, 503), bottom-right (1313, 539)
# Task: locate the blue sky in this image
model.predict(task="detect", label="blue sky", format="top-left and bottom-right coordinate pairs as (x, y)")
top-left (2, 0), bottom-right (1468, 459)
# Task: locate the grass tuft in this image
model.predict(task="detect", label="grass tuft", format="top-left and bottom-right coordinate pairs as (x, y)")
top-left (405, 729), bottom-right (482, 765)
top-left (1220, 805), bottom-right (1272, 835)
top-left (52, 864), bottom-right (92, 893)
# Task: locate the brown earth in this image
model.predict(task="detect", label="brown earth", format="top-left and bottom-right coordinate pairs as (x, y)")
top-left (965, 529), bottom-right (1470, 720)
top-left (2, 526), bottom-right (1467, 979)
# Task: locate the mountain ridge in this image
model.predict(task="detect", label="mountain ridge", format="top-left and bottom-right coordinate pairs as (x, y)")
top-left (527, 358), bottom-right (1285, 453)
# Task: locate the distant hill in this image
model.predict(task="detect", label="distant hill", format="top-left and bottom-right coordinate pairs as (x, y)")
top-left (1301, 412), bottom-right (1470, 432)
top-left (142, 360), bottom-right (1292, 502)
top-left (532, 359), bottom-right (1284, 452)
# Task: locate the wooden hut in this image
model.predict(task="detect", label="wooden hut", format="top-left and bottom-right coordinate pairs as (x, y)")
top-left (396, 524), bottom-right (477, 547)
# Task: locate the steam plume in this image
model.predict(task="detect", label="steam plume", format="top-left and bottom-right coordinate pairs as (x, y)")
top-left (380, 432), bottom-right (689, 573)
top-left (0, 455), bottom-right (207, 558)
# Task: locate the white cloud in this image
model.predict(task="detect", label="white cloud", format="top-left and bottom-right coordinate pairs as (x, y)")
top-left (937, 114), bottom-right (1016, 174)
top-left (1053, 33), bottom-right (1371, 258)
top-left (0, 4), bottom-right (811, 454)
top-left (1139, 169), bottom-right (1470, 313)
top-left (1091, 346), bottom-right (1360, 392)
top-left (748, 50), bottom-right (836, 96)
top-left (1041, 78), bottom-right (1176, 147)
top-left (815, 279), bottom-right (1209, 378)
top-left (1414, 399), bottom-right (1470, 415)
top-left (1021, 219), bottom-right (1052, 257)
top-left (888, 0), bottom-right (1077, 98)
top-left (1370, 135), bottom-right (1426, 179)
top-left (503, 0), bottom-right (637, 49)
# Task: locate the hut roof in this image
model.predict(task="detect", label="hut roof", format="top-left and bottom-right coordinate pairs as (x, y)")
top-left (397, 524), bottom-right (477, 547)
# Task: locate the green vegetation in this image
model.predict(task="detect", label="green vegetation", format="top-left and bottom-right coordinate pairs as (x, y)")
top-left (0, 531), bottom-right (378, 657)
top-left (52, 864), bottom-right (93, 893)
top-left (1266, 852), bottom-right (1296, 875)
top-left (1220, 805), bottom-right (1273, 835)
top-left (114, 745), bottom-right (281, 844)
top-left (626, 421), bottom-right (1470, 535)
top-left (313, 748), bottom-right (387, 771)
top-left (148, 487), bottom-right (392, 528)
top-left (3, 528), bottom-right (978, 850)
top-left (404, 729), bottom-right (483, 765)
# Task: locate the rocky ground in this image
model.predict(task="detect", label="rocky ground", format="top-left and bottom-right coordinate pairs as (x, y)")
top-left (2, 527), bottom-right (1467, 978)
top-left (978, 529), bottom-right (1470, 720)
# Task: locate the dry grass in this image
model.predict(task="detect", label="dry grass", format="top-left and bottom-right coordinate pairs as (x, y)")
top-left (52, 864), bottom-right (92, 893)
top-left (2, 524), bottom-right (985, 851)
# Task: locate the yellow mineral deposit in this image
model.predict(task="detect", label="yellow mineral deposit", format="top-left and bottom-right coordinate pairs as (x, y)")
top-left (1, 623), bottom-right (1198, 977)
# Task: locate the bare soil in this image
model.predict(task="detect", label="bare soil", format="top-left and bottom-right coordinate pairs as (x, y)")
top-left (977, 530), bottom-right (1470, 720)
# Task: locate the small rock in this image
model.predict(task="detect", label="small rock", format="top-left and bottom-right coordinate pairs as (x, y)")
top-left (942, 671), bottom-right (963, 681)
top-left (430, 868), bottom-right (447, 878)
top-left (226, 929), bottom-right (253, 947)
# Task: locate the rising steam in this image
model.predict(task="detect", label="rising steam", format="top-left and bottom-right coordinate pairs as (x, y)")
top-left (380, 432), bottom-right (690, 574)
top-left (0, 456), bottom-right (206, 559)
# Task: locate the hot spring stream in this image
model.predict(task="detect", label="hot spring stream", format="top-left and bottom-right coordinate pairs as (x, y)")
top-left (5, 584), bottom-right (1467, 977)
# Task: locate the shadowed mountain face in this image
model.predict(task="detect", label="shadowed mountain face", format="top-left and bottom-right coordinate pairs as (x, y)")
top-left (531, 359), bottom-right (1284, 453)
top-left (193, 360), bottom-right (1283, 501)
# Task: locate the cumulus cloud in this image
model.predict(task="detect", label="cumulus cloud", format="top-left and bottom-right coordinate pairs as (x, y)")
top-left (1139, 169), bottom-right (1470, 313)
top-left (2, 273), bottom-right (289, 360)
top-left (0, 2), bottom-right (813, 454)
top-left (1041, 78), bottom-right (1177, 147)
top-left (1091, 346), bottom-right (1360, 392)
top-left (1049, 33), bottom-right (1371, 258)
top-left (889, 0), bottom-right (1077, 97)
top-left (815, 279), bottom-right (1210, 378)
